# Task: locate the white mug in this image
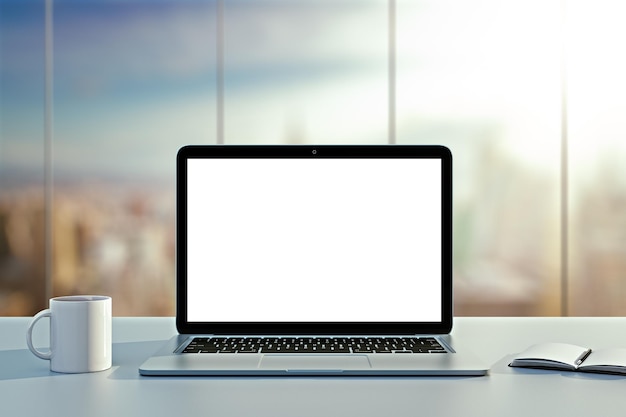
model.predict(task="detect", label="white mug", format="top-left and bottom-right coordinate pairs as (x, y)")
top-left (26, 295), bottom-right (112, 373)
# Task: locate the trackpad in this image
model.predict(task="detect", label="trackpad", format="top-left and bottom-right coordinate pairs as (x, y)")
top-left (259, 355), bottom-right (371, 371)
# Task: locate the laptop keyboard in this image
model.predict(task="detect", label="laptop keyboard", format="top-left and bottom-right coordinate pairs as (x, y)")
top-left (182, 336), bottom-right (447, 354)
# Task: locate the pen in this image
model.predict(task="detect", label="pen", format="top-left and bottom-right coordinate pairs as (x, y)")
top-left (575, 348), bottom-right (592, 365)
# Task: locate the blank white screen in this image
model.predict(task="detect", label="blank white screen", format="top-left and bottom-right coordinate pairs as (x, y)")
top-left (187, 158), bottom-right (441, 322)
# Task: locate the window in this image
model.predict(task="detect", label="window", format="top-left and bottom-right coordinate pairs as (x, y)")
top-left (1, 0), bottom-right (625, 316)
top-left (397, 0), bottom-right (563, 315)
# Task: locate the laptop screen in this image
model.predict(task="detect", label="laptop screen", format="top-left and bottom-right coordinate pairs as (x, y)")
top-left (177, 145), bottom-right (452, 335)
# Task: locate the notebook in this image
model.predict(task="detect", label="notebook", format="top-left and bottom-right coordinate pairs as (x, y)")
top-left (138, 144), bottom-right (488, 376)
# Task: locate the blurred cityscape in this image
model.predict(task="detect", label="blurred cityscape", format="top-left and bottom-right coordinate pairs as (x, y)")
top-left (0, 182), bottom-right (176, 316)
top-left (1, 138), bottom-right (626, 317)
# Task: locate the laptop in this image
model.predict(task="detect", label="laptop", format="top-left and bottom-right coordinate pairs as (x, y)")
top-left (139, 144), bottom-right (488, 376)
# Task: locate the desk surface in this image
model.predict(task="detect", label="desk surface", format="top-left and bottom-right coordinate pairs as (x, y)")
top-left (2, 317), bottom-right (626, 416)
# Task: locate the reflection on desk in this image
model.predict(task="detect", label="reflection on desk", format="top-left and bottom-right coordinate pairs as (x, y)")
top-left (2, 317), bottom-right (626, 417)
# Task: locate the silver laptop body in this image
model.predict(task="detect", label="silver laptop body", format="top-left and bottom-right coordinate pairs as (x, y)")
top-left (139, 145), bottom-right (487, 376)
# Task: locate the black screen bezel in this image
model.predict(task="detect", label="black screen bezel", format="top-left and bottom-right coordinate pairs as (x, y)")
top-left (176, 145), bottom-right (453, 335)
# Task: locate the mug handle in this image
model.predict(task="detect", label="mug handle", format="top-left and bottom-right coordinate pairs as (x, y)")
top-left (26, 309), bottom-right (53, 360)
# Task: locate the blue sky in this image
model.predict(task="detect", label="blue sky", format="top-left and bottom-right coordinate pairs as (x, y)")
top-left (0, 0), bottom-right (387, 181)
top-left (0, 1), bottom-right (215, 176)
top-left (2, 0), bottom-right (597, 183)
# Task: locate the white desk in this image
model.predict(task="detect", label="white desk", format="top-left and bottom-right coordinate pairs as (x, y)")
top-left (2, 317), bottom-right (626, 416)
